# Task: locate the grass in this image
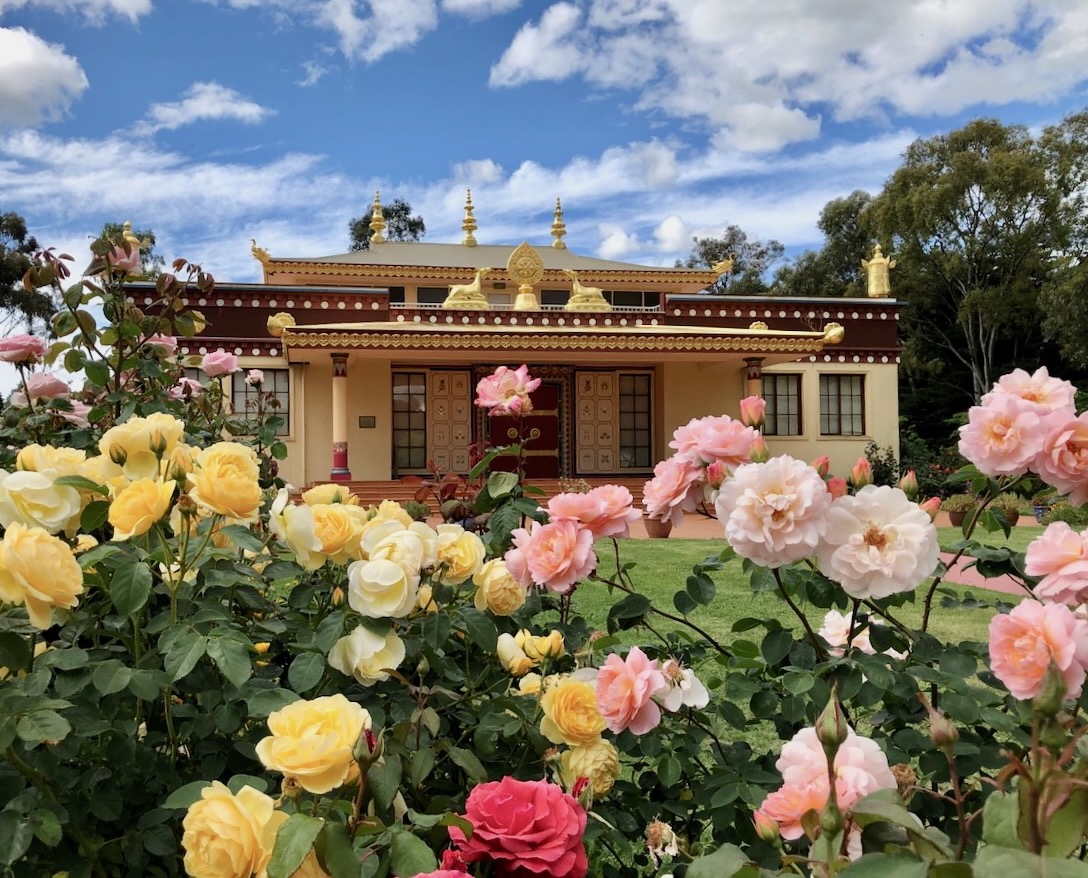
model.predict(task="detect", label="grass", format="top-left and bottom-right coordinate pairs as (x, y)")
top-left (937, 524), bottom-right (1042, 554)
top-left (572, 537), bottom-right (1008, 655)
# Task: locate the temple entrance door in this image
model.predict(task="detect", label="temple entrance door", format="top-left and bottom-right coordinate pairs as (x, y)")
top-left (488, 382), bottom-right (561, 479)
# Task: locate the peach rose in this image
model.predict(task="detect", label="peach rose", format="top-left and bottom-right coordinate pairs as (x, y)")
top-left (1034, 413), bottom-right (1088, 507)
top-left (739, 395), bottom-right (766, 429)
top-left (1024, 522), bottom-right (1088, 605)
top-left (958, 394), bottom-right (1044, 478)
top-left (109, 478), bottom-right (176, 541)
top-left (255, 694), bottom-right (371, 794)
top-left (540, 677), bottom-right (607, 746)
top-left (988, 599), bottom-right (1088, 701)
top-left (0, 522), bottom-right (83, 629)
top-left (669, 414), bottom-right (758, 469)
top-left (643, 456), bottom-right (703, 526)
top-left (181, 782), bottom-right (285, 878)
top-left (474, 364), bottom-right (541, 417)
top-left (579, 485), bottom-right (641, 539)
top-left (505, 519), bottom-right (595, 594)
top-left (982, 366), bottom-right (1077, 417)
top-left (596, 646), bottom-right (666, 735)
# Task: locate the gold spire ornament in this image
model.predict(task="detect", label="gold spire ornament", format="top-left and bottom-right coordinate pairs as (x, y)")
top-left (250, 239), bottom-right (270, 264)
top-left (462, 188), bottom-right (478, 247)
top-left (861, 244), bottom-right (895, 297)
top-left (369, 191), bottom-right (387, 244)
top-left (551, 197), bottom-right (567, 249)
top-left (507, 242), bottom-right (545, 311)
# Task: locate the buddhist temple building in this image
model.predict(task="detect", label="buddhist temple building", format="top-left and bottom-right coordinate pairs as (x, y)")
top-left (135, 193), bottom-right (903, 497)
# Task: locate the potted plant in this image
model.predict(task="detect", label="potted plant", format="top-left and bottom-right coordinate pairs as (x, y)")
top-left (940, 493), bottom-right (977, 527)
top-left (1032, 491), bottom-right (1055, 523)
top-left (992, 493), bottom-right (1022, 527)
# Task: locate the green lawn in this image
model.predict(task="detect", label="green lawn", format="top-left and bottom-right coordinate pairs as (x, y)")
top-left (937, 524), bottom-right (1042, 554)
top-left (571, 537), bottom-right (1007, 654)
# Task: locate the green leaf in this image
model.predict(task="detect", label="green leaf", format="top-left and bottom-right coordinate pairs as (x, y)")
top-left (16, 710), bottom-right (71, 744)
top-left (389, 830), bottom-right (438, 877)
top-left (673, 590), bottom-right (698, 615)
top-left (164, 630), bottom-right (208, 681)
top-left (782, 671), bottom-right (815, 695)
top-left (973, 845), bottom-right (1088, 877)
top-left (487, 471), bottom-right (519, 499)
top-left (80, 499), bottom-right (110, 532)
top-left (317, 821), bottom-right (361, 878)
top-left (54, 474), bottom-right (108, 495)
top-left (92, 659), bottom-right (132, 695)
top-left (207, 635), bottom-right (253, 688)
top-left (163, 781), bottom-right (213, 810)
top-left (29, 809), bottom-right (62, 847)
top-left (367, 753), bottom-right (403, 810)
top-left (288, 652), bottom-right (326, 693)
top-left (0, 632), bottom-right (31, 675)
top-left (461, 609), bottom-right (498, 652)
top-left (408, 747), bottom-right (436, 787)
top-left (246, 688), bottom-right (301, 717)
top-left (267, 814), bottom-right (324, 878)
top-left (761, 628), bottom-right (793, 665)
top-left (607, 593), bottom-right (651, 633)
top-left (449, 746), bottom-right (488, 783)
top-left (686, 843), bottom-right (750, 878)
top-left (226, 775), bottom-right (268, 795)
top-left (219, 524), bottom-right (267, 554)
top-left (686, 571), bottom-right (716, 605)
top-left (839, 854), bottom-right (928, 877)
top-left (110, 559), bottom-right (153, 616)
top-left (84, 359), bottom-right (109, 387)
top-left (0, 811), bottom-right (34, 866)
top-left (657, 754), bottom-right (682, 787)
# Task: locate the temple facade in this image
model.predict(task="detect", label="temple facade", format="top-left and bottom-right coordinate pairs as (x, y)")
top-left (147, 194), bottom-right (903, 492)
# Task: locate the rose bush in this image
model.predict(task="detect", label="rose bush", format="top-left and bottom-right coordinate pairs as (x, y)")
top-left (1, 228), bottom-right (1086, 878)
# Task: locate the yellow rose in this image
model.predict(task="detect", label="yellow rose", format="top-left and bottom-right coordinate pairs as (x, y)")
top-left (473, 558), bottom-right (527, 616)
top-left (497, 632), bottom-right (534, 677)
top-left (540, 677), bottom-right (606, 746)
top-left (327, 626), bottom-right (406, 686)
top-left (0, 469), bottom-right (82, 535)
top-left (255, 694), bottom-right (371, 794)
top-left (367, 499), bottom-right (412, 528)
top-left (187, 442), bottom-right (261, 522)
top-left (16, 444), bottom-right (86, 479)
top-left (516, 672), bottom-right (543, 696)
top-left (311, 504), bottom-right (365, 564)
top-left (181, 782), bottom-right (286, 878)
top-left (416, 583), bottom-right (439, 614)
top-left (302, 483), bottom-right (359, 506)
top-left (109, 478), bottom-right (176, 541)
top-left (161, 443), bottom-right (199, 482)
top-left (435, 524), bottom-right (485, 585)
top-left (516, 629), bottom-right (565, 662)
top-left (99, 413), bottom-right (185, 481)
top-left (80, 455), bottom-right (127, 496)
top-left (73, 534), bottom-right (98, 554)
top-left (560, 738), bottom-right (620, 796)
top-left (0, 522), bottom-right (83, 630)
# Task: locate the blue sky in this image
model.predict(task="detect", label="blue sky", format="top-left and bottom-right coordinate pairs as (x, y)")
top-left (1, 0), bottom-right (1087, 286)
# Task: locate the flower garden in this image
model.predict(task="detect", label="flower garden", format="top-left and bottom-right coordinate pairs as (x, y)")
top-left (1, 234), bottom-right (1087, 878)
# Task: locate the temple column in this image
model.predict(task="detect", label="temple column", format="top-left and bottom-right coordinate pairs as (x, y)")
top-left (330, 353), bottom-right (351, 481)
top-left (744, 357), bottom-right (764, 398)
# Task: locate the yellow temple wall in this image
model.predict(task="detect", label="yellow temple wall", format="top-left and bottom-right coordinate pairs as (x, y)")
top-left (658, 362), bottom-right (745, 460)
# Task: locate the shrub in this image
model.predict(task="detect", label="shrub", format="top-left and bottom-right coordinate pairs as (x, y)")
top-left (402, 499), bottom-right (431, 521)
top-left (940, 492), bottom-right (977, 512)
top-left (1041, 501), bottom-right (1088, 527)
top-left (864, 441), bottom-right (899, 486)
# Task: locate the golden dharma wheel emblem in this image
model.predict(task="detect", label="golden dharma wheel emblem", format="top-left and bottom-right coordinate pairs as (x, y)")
top-left (507, 241), bottom-right (545, 311)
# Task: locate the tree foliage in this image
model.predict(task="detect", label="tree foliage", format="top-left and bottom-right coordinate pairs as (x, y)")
top-left (101, 222), bottom-right (166, 278)
top-left (677, 224), bottom-right (784, 294)
top-left (773, 191), bottom-right (875, 297)
top-left (348, 198), bottom-right (426, 252)
top-left (0, 210), bottom-right (54, 331)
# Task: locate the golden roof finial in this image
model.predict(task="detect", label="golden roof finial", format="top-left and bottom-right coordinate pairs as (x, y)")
top-left (462, 188), bottom-right (478, 247)
top-left (122, 220), bottom-right (142, 250)
top-left (551, 197), bottom-right (567, 249)
top-left (250, 238), bottom-right (270, 264)
top-left (369, 190), bottom-right (387, 244)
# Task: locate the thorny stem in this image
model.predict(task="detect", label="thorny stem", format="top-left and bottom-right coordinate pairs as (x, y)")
top-left (945, 747), bottom-right (970, 859)
top-left (772, 568), bottom-right (827, 661)
top-left (846, 599), bottom-right (860, 653)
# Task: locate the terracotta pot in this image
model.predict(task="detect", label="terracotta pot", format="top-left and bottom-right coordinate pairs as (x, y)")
top-left (644, 516), bottom-right (673, 538)
top-left (1000, 509), bottom-right (1020, 527)
top-left (948, 510), bottom-right (969, 527)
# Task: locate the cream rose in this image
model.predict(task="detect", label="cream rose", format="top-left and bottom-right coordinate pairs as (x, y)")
top-left (181, 782), bottom-right (286, 878)
top-left (109, 478), bottom-right (175, 541)
top-left (346, 557), bottom-right (419, 619)
top-left (0, 469), bottom-right (82, 535)
top-left (369, 529), bottom-right (426, 581)
top-left (188, 442), bottom-right (262, 522)
top-left (327, 626), bottom-right (406, 685)
top-left (255, 694), bottom-right (371, 794)
top-left (497, 633), bottom-right (535, 677)
top-left (0, 522), bottom-right (83, 629)
top-left (473, 558), bottom-right (527, 616)
top-left (99, 413), bottom-right (185, 481)
top-left (269, 489), bottom-right (324, 571)
top-left (560, 738), bottom-right (620, 797)
top-left (435, 523), bottom-right (485, 585)
top-left (16, 444), bottom-right (86, 479)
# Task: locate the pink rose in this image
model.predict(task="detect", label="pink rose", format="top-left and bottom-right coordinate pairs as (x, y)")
top-left (958, 394), bottom-right (1044, 478)
top-left (898, 469), bottom-right (919, 500)
top-left (988, 599), bottom-right (1088, 701)
top-left (810, 455), bottom-right (830, 478)
top-left (919, 497), bottom-right (941, 521)
top-left (107, 244), bottom-right (141, 274)
top-left (982, 367), bottom-right (1076, 417)
top-left (706, 460), bottom-right (727, 490)
top-left (448, 777), bottom-right (587, 878)
top-left (245, 369), bottom-right (264, 386)
top-left (169, 377), bottom-right (205, 400)
top-left (826, 476), bottom-right (848, 500)
top-left (739, 395), bottom-right (766, 429)
top-left (1025, 522), bottom-right (1088, 605)
top-left (24, 373), bottom-right (70, 401)
top-left (669, 415), bottom-right (758, 469)
top-left (715, 456), bottom-right (831, 567)
top-left (547, 492), bottom-right (602, 525)
top-left (754, 782), bottom-right (829, 841)
top-left (58, 400), bottom-right (92, 428)
top-left (143, 334), bottom-right (177, 356)
top-left (848, 456), bottom-right (872, 490)
top-left (547, 486), bottom-right (640, 539)
top-left (643, 456), bottom-right (703, 526)
top-left (596, 646), bottom-right (666, 734)
top-left (411, 873), bottom-right (473, 878)
top-left (504, 519), bottom-right (596, 594)
top-left (474, 365), bottom-right (541, 417)
top-left (0, 334), bottom-right (47, 364)
top-left (201, 350), bottom-right (239, 377)
top-left (1034, 413), bottom-right (1088, 507)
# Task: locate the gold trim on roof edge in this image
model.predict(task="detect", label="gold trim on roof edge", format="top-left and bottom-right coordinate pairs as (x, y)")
top-left (263, 261), bottom-right (718, 285)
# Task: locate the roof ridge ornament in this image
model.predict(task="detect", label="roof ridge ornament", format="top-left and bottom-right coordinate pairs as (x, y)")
top-left (551, 197), bottom-right (567, 249)
top-left (250, 238), bottom-right (270, 264)
top-left (462, 188), bottom-right (478, 247)
top-left (369, 190), bottom-right (387, 244)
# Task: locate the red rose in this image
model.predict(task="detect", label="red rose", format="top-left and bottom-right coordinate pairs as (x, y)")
top-left (449, 777), bottom-right (587, 878)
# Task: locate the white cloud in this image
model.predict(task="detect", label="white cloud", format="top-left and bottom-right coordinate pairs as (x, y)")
top-left (134, 82), bottom-right (275, 135)
top-left (0, 27), bottom-right (88, 128)
top-left (596, 223), bottom-right (641, 259)
top-left (0, 0), bottom-right (151, 22)
top-left (442, 0), bottom-right (520, 17)
top-left (489, 2), bottom-right (582, 86)
top-left (654, 215), bottom-right (690, 251)
top-left (317, 0), bottom-right (438, 62)
top-left (298, 59), bottom-right (331, 87)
